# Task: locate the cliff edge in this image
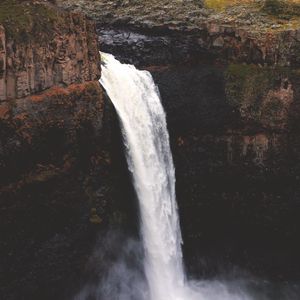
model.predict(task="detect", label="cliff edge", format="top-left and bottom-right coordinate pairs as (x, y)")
top-left (0, 0), bottom-right (103, 184)
top-left (0, 2), bottom-right (118, 300)
top-left (58, 0), bottom-right (300, 66)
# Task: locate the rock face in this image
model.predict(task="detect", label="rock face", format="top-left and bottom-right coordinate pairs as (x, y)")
top-left (0, 0), bottom-right (103, 190)
top-left (0, 82), bottom-right (103, 183)
top-left (95, 20), bottom-right (300, 280)
top-left (99, 25), bottom-right (300, 67)
top-left (0, 10), bottom-right (100, 101)
top-left (152, 63), bottom-right (300, 280)
top-left (59, 0), bottom-right (300, 67)
top-left (0, 2), bottom-right (136, 300)
top-left (0, 81), bottom-right (135, 299)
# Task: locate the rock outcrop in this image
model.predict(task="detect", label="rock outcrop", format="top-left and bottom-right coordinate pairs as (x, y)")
top-left (0, 0), bottom-right (104, 189)
top-left (0, 2), bottom-right (133, 300)
top-left (58, 0), bottom-right (300, 67)
top-left (0, 3), bottom-right (100, 101)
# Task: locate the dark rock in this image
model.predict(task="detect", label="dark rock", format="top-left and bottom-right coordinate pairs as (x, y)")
top-left (97, 26), bottom-right (300, 281)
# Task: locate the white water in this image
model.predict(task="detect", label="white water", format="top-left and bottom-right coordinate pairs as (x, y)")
top-left (100, 53), bottom-right (185, 300)
top-left (98, 53), bottom-right (299, 300)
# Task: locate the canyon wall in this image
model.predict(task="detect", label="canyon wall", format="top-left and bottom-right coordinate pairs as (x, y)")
top-left (96, 21), bottom-right (300, 280)
top-left (1, 0), bottom-right (300, 298)
top-left (0, 0), bottom-right (100, 101)
top-left (0, 1), bottom-right (102, 181)
top-left (152, 62), bottom-right (300, 279)
top-left (0, 2), bottom-right (135, 300)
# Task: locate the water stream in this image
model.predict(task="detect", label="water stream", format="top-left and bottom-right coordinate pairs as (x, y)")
top-left (75, 52), bottom-right (300, 300)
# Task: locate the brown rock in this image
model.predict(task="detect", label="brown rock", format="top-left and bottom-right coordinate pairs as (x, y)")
top-left (0, 6), bottom-right (101, 102)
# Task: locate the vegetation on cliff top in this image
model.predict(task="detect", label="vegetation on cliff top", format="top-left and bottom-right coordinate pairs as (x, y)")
top-left (0, 0), bottom-right (63, 42)
top-left (205, 0), bottom-right (252, 10)
top-left (57, 0), bottom-right (300, 33)
top-left (263, 0), bottom-right (300, 16)
top-left (206, 0), bottom-right (300, 13)
top-left (206, 0), bottom-right (300, 18)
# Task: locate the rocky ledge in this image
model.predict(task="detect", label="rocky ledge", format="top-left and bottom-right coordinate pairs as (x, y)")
top-left (58, 0), bottom-right (300, 66)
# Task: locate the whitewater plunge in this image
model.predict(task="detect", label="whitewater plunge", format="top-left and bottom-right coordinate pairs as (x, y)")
top-left (100, 53), bottom-right (185, 300)
top-left (99, 53), bottom-right (284, 300)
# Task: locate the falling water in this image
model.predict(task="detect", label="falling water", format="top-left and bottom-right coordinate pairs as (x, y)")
top-left (100, 52), bottom-right (185, 300)
top-left (98, 53), bottom-right (299, 300)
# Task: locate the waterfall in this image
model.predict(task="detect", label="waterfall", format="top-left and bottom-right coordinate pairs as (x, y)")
top-left (98, 53), bottom-right (273, 300)
top-left (100, 52), bottom-right (185, 300)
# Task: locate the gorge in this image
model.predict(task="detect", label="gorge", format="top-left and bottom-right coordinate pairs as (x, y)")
top-left (1, 1), bottom-right (300, 299)
top-left (76, 52), bottom-right (299, 300)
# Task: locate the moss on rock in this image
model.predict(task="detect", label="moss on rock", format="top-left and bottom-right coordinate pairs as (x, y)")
top-left (225, 64), bottom-right (273, 108)
top-left (205, 0), bottom-right (250, 10)
top-left (0, 0), bottom-right (63, 42)
top-left (263, 0), bottom-right (300, 17)
top-left (225, 64), bottom-right (297, 129)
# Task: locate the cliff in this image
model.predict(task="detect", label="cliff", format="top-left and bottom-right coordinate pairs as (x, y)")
top-left (0, 0), bottom-right (100, 101)
top-left (0, 2), bottom-right (128, 300)
top-left (57, 0), bottom-right (300, 283)
top-left (0, 0), bottom-right (103, 181)
top-left (58, 0), bottom-right (300, 67)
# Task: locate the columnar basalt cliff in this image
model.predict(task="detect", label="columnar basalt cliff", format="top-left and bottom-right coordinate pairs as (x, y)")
top-left (0, 2), bottom-right (135, 300)
top-left (0, 4), bottom-right (100, 101)
top-left (0, 1), bottom-right (106, 192)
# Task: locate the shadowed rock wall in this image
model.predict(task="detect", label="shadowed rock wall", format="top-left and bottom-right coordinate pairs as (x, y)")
top-left (0, 2), bottom-right (135, 300)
